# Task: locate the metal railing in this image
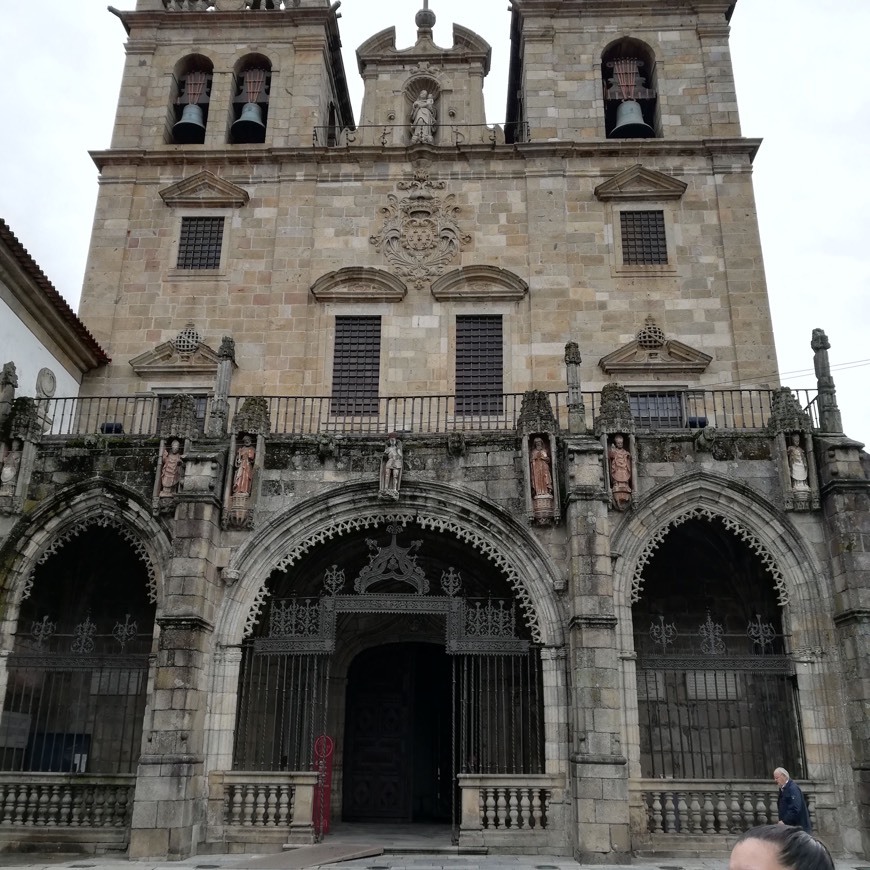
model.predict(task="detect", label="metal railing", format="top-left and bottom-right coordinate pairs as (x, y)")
top-left (312, 122), bottom-right (530, 148)
top-left (33, 388), bottom-right (818, 438)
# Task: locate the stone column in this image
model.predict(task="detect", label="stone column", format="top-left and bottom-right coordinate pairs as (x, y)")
top-left (206, 337), bottom-right (236, 437)
top-left (564, 436), bottom-right (629, 860)
top-left (564, 342), bottom-right (586, 436)
top-left (128, 451), bottom-right (225, 858)
top-left (810, 331), bottom-right (870, 853)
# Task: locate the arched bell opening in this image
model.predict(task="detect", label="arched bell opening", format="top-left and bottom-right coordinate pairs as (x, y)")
top-left (601, 38), bottom-right (659, 139)
top-left (168, 54), bottom-right (214, 145)
top-left (632, 517), bottom-right (805, 782)
top-left (230, 518), bottom-right (545, 832)
top-left (229, 54), bottom-right (272, 145)
top-left (1, 525), bottom-right (157, 776)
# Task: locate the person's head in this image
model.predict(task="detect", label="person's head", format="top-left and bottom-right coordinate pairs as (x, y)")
top-left (614, 434), bottom-right (624, 447)
top-left (774, 767), bottom-right (790, 787)
top-left (170, 439), bottom-right (180, 453)
top-left (791, 433), bottom-right (801, 446)
top-left (730, 825), bottom-right (833, 870)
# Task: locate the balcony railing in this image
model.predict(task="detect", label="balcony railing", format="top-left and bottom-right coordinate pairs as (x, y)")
top-left (33, 388), bottom-right (818, 438)
top-left (313, 122), bottom-right (530, 148)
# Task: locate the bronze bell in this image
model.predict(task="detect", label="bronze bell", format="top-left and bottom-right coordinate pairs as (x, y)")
top-left (231, 102), bottom-right (266, 143)
top-left (610, 99), bottom-right (655, 139)
top-left (172, 104), bottom-right (206, 144)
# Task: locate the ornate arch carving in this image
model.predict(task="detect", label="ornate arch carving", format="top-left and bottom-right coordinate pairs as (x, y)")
top-left (245, 512), bottom-right (542, 642)
top-left (630, 506), bottom-right (787, 606)
top-left (221, 481), bottom-right (564, 648)
top-left (26, 510), bottom-right (158, 604)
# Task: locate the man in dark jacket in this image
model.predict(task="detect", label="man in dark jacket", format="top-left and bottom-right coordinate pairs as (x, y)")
top-left (774, 767), bottom-right (812, 832)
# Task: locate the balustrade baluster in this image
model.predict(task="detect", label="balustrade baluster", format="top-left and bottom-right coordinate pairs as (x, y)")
top-left (743, 792), bottom-right (755, 828)
top-left (277, 785), bottom-right (290, 826)
top-left (508, 788), bottom-right (519, 828)
top-left (47, 784), bottom-right (60, 826)
top-left (32, 784), bottom-right (45, 826)
top-left (690, 792), bottom-right (702, 833)
top-left (266, 785), bottom-right (277, 827)
top-left (229, 786), bottom-right (242, 825)
top-left (703, 792), bottom-right (715, 834)
top-left (768, 794), bottom-right (778, 825)
top-left (717, 792), bottom-right (728, 834)
top-left (756, 791), bottom-right (769, 824)
top-left (93, 787), bottom-right (105, 828)
top-left (496, 788), bottom-right (507, 828)
top-left (116, 786), bottom-right (130, 827)
top-left (664, 790), bottom-right (676, 833)
top-left (730, 793), bottom-right (742, 833)
top-left (519, 788), bottom-right (531, 829)
top-left (70, 786), bottom-right (82, 827)
top-left (59, 786), bottom-right (72, 827)
top-left (242, 785), bottom-right (254, 826)
top-left (651, 791), bottom-right (663, 833)
top-left (531, 789), bottom-right (544, 829)
top-left (2, 784), bottom-right (13, 825)
top-left (14, 783), bottom-right (27, 825)
top-left (484, 788), bottom-right (496, 828)
top-left (254, 784), bottom-right (267, 826)
top-left (676, 792), bottom-right (688, 835)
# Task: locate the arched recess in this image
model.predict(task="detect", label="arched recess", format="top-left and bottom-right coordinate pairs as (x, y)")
top-left (167, 54), bottom-right (214, 145)
top-left (217, 480), bottom-right (565, 648)
top-left (204, 481), bottom-right (569, 780)
top-left (0, 481), bottom-right (171, 637)
top-left (601, 37), bottom-right (659, 139)
top-left (229, 53), bottom-right (272, 145)
top-left (609, 470), bottom-right (840, 789)
top-left (0, 481), bottom-right (169, 777)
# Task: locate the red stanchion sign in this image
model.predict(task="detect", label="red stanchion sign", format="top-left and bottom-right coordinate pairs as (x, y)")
top-left (313, 735), bottom-right (334, 835)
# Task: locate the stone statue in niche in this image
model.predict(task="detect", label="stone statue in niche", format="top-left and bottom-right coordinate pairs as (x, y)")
top-left (529, 436), bottom-right (555, 521)
top-left (379, 435), bottom-right (403, 500)
top-left (0, 438), bottom-right (22, 496)
top-left (608, 433), bottom-right (632, 510)
top-left (232, 435), bottom-right (257, 497)
top-left (159, 439), bottom-right (184, 496)
top-left (410, 90), bottom-right (436, 144)
top-left (787, 433), bottom-right (811, 494)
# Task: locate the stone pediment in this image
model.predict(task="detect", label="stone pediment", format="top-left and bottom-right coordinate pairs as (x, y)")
top-left (130, 340), bottom-right (222, 377)
top-left (599, 318), bottom-right (712, 375)
top-left (357, 25), bottom-right (491, 72)
top-left (430, 266), bottom-right (528, 301)
top-left (594, 164), bottom-right (687, 201)
top-left (310, 267), bottom-right (407, 302)
top-left (159, 170), bottom-right (249, 209)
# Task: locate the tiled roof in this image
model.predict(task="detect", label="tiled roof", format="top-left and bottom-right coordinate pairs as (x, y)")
top-left (0, 218), bottom-right (110, 366)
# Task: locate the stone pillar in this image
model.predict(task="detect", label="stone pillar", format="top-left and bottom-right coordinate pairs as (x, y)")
top-left (206, 337), bottom-right (236, 437)
top-left (128, 452), bottom-right (225, 858)
top-left (811, 330), bottom-right (870, 853)
top-left (812, 329), bottom-right (844, 434)
top-left (564, 342), bottom-right (586, 436)
top-left (0, 362), bottom-right (17, 434)
top-left (564, 436), bottom-right (629, 860)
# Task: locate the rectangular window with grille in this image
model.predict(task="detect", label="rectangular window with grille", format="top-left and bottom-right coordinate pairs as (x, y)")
top-left (176, 217), bottom-right (224, 269)
top-left (620, 210), bottom-right (668, 265)
top-left (629, 391), bottom-right (684, 428)
top-left (456, 315), bottom-right (504, 414)
top-left (331, 316), bottom-right (381, 415)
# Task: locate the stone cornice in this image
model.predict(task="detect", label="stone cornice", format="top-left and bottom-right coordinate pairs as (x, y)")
top-left (832, 608), bottom-right (870, 628)
top-left (90, 137), bottom-right (763, 171)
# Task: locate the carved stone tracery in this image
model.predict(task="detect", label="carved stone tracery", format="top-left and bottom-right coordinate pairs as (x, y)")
top-left (631, 508), bottom-right (787, 606)
top-left (244, 513), bottom-right (542, 642)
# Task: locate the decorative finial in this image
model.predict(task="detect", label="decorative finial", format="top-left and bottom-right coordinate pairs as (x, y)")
top-left (416, 0), bottom-right (436, 30)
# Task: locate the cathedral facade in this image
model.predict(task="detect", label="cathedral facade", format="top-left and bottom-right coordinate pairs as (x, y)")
top-left (0, 0), bottom-right (868, 860)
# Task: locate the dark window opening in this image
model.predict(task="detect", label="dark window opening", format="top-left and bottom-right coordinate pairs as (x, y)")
top-left (331, 316), bottom-right (381, 415)
top-left (177, 217), bottom-right (224, 270)
top-left (456, 315), bottom-right (503, 415)
top-left (621, 210), bottom-right (668, 265)
top-left (629, 391), bottom-right (684, 428)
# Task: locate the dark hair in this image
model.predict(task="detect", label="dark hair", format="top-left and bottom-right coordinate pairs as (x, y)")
top-left (735, 825), bottom-right (834, 870)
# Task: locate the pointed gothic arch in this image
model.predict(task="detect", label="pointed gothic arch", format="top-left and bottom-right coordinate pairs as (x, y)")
top-left (0, 481), bottom-right (171, 629)
top-left (216, 480), bottom-right (566, 649)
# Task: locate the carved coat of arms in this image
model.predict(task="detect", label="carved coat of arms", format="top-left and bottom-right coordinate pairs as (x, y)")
top-left (370, 172), bottom-right (471, 289)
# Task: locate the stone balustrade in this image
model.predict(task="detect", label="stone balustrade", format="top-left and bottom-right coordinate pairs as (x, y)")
top-left (210, 771), bottom-right (319, 847)
top-left (632, 779), bottom-right (824, 836)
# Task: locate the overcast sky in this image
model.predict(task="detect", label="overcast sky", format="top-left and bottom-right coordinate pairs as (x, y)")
top-left (1, 1), bottom-right (868, 441)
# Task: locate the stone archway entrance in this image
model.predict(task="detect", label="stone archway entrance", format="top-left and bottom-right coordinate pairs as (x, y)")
top-left (342, 642), bottom-right (451, 823)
